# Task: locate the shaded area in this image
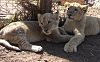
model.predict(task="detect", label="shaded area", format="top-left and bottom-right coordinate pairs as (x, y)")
top-left (0, 35), bottom-right (100, 62)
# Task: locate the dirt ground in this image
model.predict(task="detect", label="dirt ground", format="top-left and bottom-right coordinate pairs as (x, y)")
top-left (0, 6), bottom-right (100, 62)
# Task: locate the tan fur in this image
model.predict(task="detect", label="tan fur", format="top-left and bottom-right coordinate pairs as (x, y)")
top-left (38, 13), bottom-right (72, 43)
top-left (62, 2), bottom-right (100, 53)
top-left (0, 13), bottom-right (72, 52)
top-left (0, 21), bottom-right (44, 52)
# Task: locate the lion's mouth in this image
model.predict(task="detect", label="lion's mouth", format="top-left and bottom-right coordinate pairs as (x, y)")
top-left (68, 16), bottom-right (74, 19)
top-left (67, 16), bottom-right (74, 21)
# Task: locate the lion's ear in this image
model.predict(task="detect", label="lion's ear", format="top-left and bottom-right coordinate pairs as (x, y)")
top-left (64, 2), bottom-right (70, 7)
top-left (81, 5), bottom-right (88, 13)
top-left (38, 14), bottom-right (41, 19)
top-left (37, 14), bottom-right (42, 21)
top-left (37, 14), bottom-right (43, 25)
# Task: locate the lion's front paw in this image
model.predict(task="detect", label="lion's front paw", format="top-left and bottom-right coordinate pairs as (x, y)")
top-left (31, 45), bottom-right (43, 52)
top-left (64, 43), bottom-right (77, 53)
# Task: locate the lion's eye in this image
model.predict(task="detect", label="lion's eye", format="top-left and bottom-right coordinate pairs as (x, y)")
top-left (48, 21), bottom-right (51, 24)
top-left (75, 8), bottom-right (78, 11)
top-left (41, 22), bottom-right (43, 25)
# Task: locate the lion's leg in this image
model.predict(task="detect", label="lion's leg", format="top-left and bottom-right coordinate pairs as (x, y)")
top-left (49, 29), bottom-right (73, 43)
top-left (0, 29), bottom-right (21, 51)
top-left (64, 34), bottom-right (85, 52)
top-left (64, 22), bottom-right (85, 52)
top-left (17, 34), bottom-right (43, 52)
top-left (56, 34), bottom-right (73, 43)
top-left (58, 27), bottom-right (67, 35)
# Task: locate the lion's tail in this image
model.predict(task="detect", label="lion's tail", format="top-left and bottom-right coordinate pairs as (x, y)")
top-left (0, 39), bottom-right (21, 51)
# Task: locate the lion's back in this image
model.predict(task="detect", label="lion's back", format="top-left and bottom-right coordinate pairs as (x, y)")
top-left (0, 21), bottom-right (43, 43)
top-left (85, 16), bottom-right (100, 35)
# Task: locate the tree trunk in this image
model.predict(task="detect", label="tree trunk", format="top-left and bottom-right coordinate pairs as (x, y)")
top-left (40, 0), bottom-right (52, 14)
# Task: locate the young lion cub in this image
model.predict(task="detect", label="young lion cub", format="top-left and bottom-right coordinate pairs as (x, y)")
top-left (38, 13), bottom-right (72, 43)
top-left (0, 13), bottom-right (72, 52)
top-left (63, 2), bottom-right (100, 53)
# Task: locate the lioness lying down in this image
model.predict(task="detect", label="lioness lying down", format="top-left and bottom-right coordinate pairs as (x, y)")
top-left (63, 2), bottom-right (100, 52)
top-left (0, 13), bottom-right (72, 52)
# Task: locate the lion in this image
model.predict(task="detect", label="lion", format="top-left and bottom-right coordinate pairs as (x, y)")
top-left (0, 13), bottom-right (72, 52)
top-left (61, 2), bottom-right (100, 53)
top-left (38, 13), bottom-right (72, 43)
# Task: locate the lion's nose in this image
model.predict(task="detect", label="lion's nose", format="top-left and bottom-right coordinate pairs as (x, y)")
top-left (67, 13), bottom-right (72, 17)
top-left (44, 29), bottom-right (48, 32)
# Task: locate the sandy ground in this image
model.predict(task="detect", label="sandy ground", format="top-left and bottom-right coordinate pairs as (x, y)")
top-left (0, 4), bottom-right (100, 62)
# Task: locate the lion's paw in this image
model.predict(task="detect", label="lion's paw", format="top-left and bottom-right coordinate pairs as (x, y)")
top-left (31, 45), bottom-right (43, 52)
top-left (64, 43), bottom-right (77, 53)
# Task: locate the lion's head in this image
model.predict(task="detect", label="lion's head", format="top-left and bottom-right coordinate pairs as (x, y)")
top-left (38, 13), bottom-right (59, 35)
top-left (64, 2), bottom-right (88, 21)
